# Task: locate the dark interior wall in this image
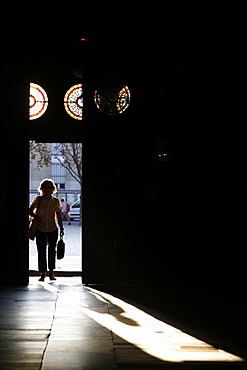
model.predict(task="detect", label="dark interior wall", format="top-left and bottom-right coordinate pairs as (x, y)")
top-left (0, 67), bottom-right (30, 285)
top-left (0, 3), bottom-right (246, 296)
top-left (0, 54), bottom-right (245, 289)
top-left (82, 106), bottom-right (151, 284)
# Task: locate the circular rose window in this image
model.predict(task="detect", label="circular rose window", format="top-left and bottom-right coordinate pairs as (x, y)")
top-left (29, 83), bottom-right (48, 120)
top-left (94, 79), bottom-right (130, 116)
top-left (64, 84), bottom-right (83, 120)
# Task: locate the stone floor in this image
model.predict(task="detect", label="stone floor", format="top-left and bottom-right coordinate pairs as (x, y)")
top-left (0, 276), bottom-right (247, 369)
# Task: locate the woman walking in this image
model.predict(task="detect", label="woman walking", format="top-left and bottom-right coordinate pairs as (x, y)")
top-left (29, 178), bottom-right (64, 281)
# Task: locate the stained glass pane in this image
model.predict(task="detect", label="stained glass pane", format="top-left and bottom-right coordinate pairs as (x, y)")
top-left (94, 79), bottom-right (130, 116)
top-left (64, 84), bottom-right (83, 120)
top-left (29, 83), bottom-right (48, 120)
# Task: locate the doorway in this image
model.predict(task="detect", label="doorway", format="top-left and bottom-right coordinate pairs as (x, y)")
top-left (29, 141), bottom-right (82, 274)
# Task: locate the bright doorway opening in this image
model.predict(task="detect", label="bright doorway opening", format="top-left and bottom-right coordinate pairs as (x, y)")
top-left (29, 141), bottom-right (82, 274)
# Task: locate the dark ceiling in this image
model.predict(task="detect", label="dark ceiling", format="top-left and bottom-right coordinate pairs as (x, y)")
top-left (1, 1), bottom-right (246, 140)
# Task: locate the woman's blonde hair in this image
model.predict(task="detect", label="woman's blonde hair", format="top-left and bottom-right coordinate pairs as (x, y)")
top-left (38, 178), bottom-right (57, 195)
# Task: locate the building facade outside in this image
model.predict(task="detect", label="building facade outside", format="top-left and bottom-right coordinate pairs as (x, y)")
top-left (29, 142), bottom-right (81, 206)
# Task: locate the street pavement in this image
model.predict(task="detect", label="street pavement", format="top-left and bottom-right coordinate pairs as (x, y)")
top-left (29, 221), bottom-right (82, 272)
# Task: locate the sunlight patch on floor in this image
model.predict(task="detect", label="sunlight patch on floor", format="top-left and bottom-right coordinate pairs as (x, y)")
top-left (84, 287), bottom-right (244, 363)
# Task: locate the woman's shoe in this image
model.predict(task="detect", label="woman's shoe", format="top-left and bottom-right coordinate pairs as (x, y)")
top-left (49, 270), bottom-right (56, 281)
top-left (39, 273), bottom-right (46, 282)
top-left (49, 272), bottom-right (56, 281)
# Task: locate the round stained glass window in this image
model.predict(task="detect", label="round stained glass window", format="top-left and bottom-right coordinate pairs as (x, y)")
top-left (29, 83), bottom-right (48, 120)
top-left (94, 79), bottom-right (130, 116)
top-left (64, 84), bottom-right (83, 120)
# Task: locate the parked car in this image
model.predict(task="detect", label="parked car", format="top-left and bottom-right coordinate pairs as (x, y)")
top-left (68, 199), bottom-right (80, 220)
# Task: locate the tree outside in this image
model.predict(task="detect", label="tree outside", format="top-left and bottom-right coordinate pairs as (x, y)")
top-left (29, 141), bottom-right (82, 225)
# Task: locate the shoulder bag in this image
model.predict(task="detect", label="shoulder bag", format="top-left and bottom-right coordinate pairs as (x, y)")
top-left (29, 196), bottom-right (42, 241)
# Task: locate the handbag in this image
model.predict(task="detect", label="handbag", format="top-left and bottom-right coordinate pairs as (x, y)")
top-left (57, 236), bottom-right (65, 259)
top-left (29, 196), bottom-right (42, 241)
top-left (29, 218), bottom-right (38, 240)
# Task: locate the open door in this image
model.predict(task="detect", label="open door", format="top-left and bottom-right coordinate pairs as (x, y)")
top-left (29, 141), bottom-right (82, 276)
